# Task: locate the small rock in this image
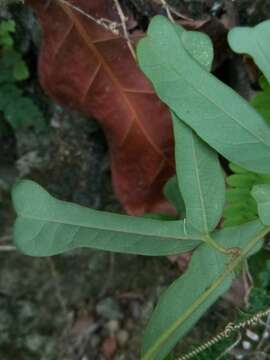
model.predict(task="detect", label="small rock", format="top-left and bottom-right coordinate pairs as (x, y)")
top-left (96, 298), bottom-right (123, 320)
top-left (130, 301), bottom-right (141, 320)
top-left (101, 336), bottom-right (117, 359)
top-left (25, 334), bottom-right (46, 352)
top-left (114, 355), bottom-right (125, 360)
top-left (90, 334), bottom-right (101, 348)
top-left (116, 330), bottom-right (129, 348)
top-left (141, 300), bottom-right (154, 325)
top-left (106, 319), bottom-right (120, 335)
top-left (125, 318), bottom-right (135, 331)
top-left (242, 340), bottom-right (252, 350)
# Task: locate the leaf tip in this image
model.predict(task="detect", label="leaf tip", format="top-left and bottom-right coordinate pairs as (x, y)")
top-left (228, 26), bottom-right (251, 54)
top-left (12, 180), bottom-right (47, 215)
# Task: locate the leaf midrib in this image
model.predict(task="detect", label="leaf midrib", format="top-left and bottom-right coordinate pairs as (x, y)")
top-left (17, 211), bottom-right (201, 241)
top-left (190, 130), bottom-right (209, 233)
top-left (141, 225), bottom-right (270, 360)
top-left (173, 62), bottom-right (267, 146)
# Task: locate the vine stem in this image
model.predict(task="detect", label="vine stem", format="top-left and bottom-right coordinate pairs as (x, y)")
top-left (177, 307), bottom-right (270, 360)
top-left (142, 225), bottom-right (270, 360)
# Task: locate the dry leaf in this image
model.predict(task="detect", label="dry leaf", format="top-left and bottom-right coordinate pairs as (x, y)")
top-left (28, 0), bottom-right (175, 214)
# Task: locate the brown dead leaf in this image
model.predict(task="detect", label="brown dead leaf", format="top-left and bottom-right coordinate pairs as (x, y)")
top-left (27, 0), bottom-right (175, 215)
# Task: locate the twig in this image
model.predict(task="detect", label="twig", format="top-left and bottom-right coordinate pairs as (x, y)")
top-left (113, 0), bottom-right (136, 59)
top-left (166, 5), bottom-right (193, 22)
top-left (177, 308), bottom-right (270, 360)
top-left (158, 0), bottom-right (174, 22)
top-left (153, 0), bottom-right (193, 21)
top-left (0, 245), bottom-right (16, 251)
top-left (56, 0), bottom-right (121, 35)
top-left (56, 0), bottom-right (136, 59)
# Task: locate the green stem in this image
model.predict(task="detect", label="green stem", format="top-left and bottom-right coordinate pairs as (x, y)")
top-left (203, 234), bottom-right (238, 255)
top-left (142, 225), bottom-right (270, 360)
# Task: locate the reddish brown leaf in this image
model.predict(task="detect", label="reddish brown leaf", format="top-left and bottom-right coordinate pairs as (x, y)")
top-left (28, 0), bottom-right (175, 215)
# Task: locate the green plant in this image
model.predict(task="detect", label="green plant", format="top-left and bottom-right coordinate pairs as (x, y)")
top-left (250, 76), bottom-right (270, 125)
top-left (223, 162), bottom-right (270, 227)
top-left (224, 22), bottom-right (270, 227)
top-left (12, 17), bottom-right (270, 360)
top-left (0, 19), bottom-right (45, 131)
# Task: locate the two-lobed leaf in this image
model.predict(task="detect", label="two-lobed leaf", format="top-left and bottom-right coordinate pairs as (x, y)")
top-left (137, 16), bottom-right (270, 174)
top-left (142, 220), bottom-right (265, 360)
top-left (228, 20), bottom-right (270, 84)
top-left (12, 180), bottom-right (202, 257)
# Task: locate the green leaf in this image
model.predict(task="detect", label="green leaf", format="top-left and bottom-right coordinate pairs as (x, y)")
top-left (228, 20), bottom-right (270, 84)
top-left (173, 116), bottom-right (225, 233)
top-left (252, 184), bottom-right (270, 225)
top-left (223, 203), bottom-right (257, 224)
top-left (251, 91), bottom-right (270, 125)
top-left (4, 96), bottom-right (46, 131)
top-left (228, 163), bottom-right (249, 174)
top-left (142, 213), bottom-right (177, 221)
top-left (13, 59), bottom-right (29, 81)
top-left (223, 216), bottom-right (249, 228)
top-left (180, 29), bottom-right (214, 72)
top-left (1, 48), bottom-right (21, 68)
top-left (0, 34), bottom-right (13, 48)
top-left (258, 174), bottom-right (270, 184)
top-left (0, 55), bottom-right (15, 83)
top-left (226, 188), bottom-right (251, 203)
top-left (141, 221), bottom-right (266, 360)
top-left (12, 180), bottom-right (202, 257)
top-left (137, 16), bottom-right (270, 174)
top-left (259, 76), bottom-right (270, 92)
top-left (163, 355), bottom-right (174, 360)
top-left (163, 175), bottom-right (185, 216)
top-left (226, 174), bottom-right (258, 189)
top-left (0, 20), bottom-right (15, 49)
top-left (0, 19), bottom-right (15, 34)
top-left (170, 26), bottom-right (225, 234)
top-left (0, 83), bottom-right (23, 110)
top-left (224, 162), bottom-right (270, 227)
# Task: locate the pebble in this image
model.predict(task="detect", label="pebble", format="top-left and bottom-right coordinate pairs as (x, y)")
top-left (130, 301), bottom-right (141, 320)
top-left (96, 297), bottom-right (123, 320)
top-left (90, 334), bottom-right (100, 348)
top-left (125, 318), bottom-right (135, 331)
top-left (106, 319), bottom-right (120, 335)
top-left (101, 336), bottom-right (117, 359)
top-left (116, 329), bottom-right (129, 348)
